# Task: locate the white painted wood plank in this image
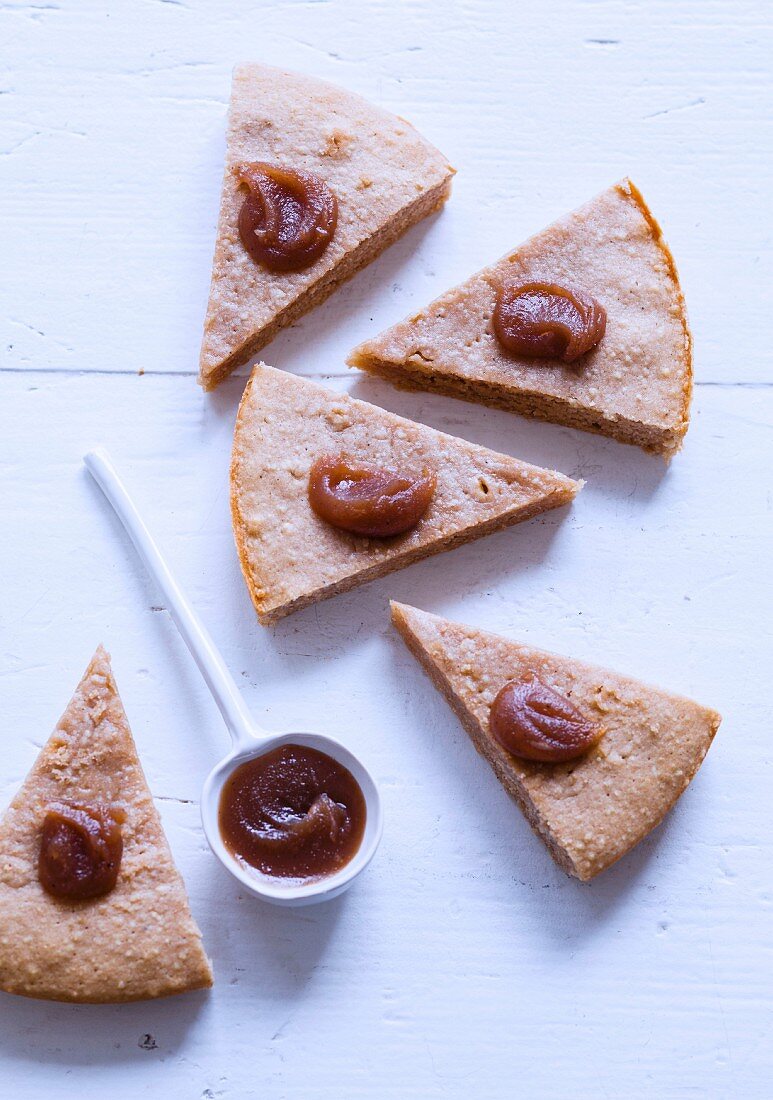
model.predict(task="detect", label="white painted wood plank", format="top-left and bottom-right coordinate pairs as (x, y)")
top-left (0, 369), bottom-right (770, 1097)
top-left (1, 0), bottom-right (770, 383)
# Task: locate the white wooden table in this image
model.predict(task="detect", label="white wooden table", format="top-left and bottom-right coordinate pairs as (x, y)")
top-left (1, 2), bottom-right (771, 1096)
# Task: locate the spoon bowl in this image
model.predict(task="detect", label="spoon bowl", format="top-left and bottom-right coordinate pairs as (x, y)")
top-left (84, 449), bottom-right (383, 906)
top-left (202, 730), bottom-right (383, 906)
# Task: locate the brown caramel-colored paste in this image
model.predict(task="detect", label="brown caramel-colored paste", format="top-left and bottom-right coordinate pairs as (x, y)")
top-left (38, 802), bottom-right (124, 901)
top-left (308, 455), bottom-right (436, 538)
top-left (219, 744), bottom-right (366, 881)
top-left (493, 282), bottom-right (606, 363)
top-left (236, 163), bottom-right (338, 273)
top-left (489, 676), bottom-right (603, 763)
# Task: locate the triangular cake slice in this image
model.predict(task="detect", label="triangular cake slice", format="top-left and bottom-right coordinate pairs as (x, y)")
top-left (231, 365), bottom-right (581, 624)
top-left (0, 648), bottom-right (213, 1002)
top-left (199, 63), bottom-right (454, 389)
top-left (391, 603), bottom-right (720, 880)
top-left (349, 180), bottom-right (692, 457)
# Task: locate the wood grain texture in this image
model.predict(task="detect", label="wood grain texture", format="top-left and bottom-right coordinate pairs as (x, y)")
top-left (0, 1), bottom-right (771, 1097)
top-left (1, 0), bottom-right (771, 385)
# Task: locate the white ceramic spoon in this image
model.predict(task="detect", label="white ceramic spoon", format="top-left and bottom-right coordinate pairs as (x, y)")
top-left (84, 448), bottom-right (383, 906)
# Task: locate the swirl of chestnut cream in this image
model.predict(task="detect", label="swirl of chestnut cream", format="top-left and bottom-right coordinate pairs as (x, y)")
top-left (493, 282), bottom-right (606, 363)
top-left (489, 675), bottom-right (603, 763)
top-left (38, 802), bottom-right (124, 900)
top-left (218, 745), bottom-right (366, 881)
top-left (236, 163), bottom-right (338, 273)
top-left (308, 455), bottom-right (436, 538)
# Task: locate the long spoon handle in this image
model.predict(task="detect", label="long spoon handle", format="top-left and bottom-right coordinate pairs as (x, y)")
top-left (84, 448), bottom-right (258, 749)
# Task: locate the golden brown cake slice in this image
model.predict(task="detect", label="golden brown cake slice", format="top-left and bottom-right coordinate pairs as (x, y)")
top-left (0, 648), bottom-right (213, 1002)
top-left (231, 365), bottom-right (581, 624)
top-left (349, 180), bottom-right (692, 457)
top-left (199, 62), bottom-right (454, 390)
top-left (391, 603), bottom-right (720, 880)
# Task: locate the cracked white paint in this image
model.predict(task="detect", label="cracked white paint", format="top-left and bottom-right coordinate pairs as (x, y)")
top-left (0, 1), bottom-right (771, 1099)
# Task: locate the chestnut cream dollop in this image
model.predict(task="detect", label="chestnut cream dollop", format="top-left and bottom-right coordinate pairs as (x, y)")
top-left (308, 455), bottom-right (436, 538)
top-left (489, 675), bottom-right (603, 763)
top-left (219, 744), bottom-right (366, 881)
top-left (38, 802), bottom-right (124, 901)
top-left (236, 163), bottom-right (338, 273)
top-left (493, 282), bottom-right (606, 363)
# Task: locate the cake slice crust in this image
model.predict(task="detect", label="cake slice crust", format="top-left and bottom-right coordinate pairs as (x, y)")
top-left (391, 603), bottom-right (720, 880)
top-left (231, 366), bottom-right (581, 624)
top-left (349, 180), bottom-right (692, 457)
top-left (199, 62), bottom-right (454, 389)
top-left (0, 648), bottom-right (213, 1002)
